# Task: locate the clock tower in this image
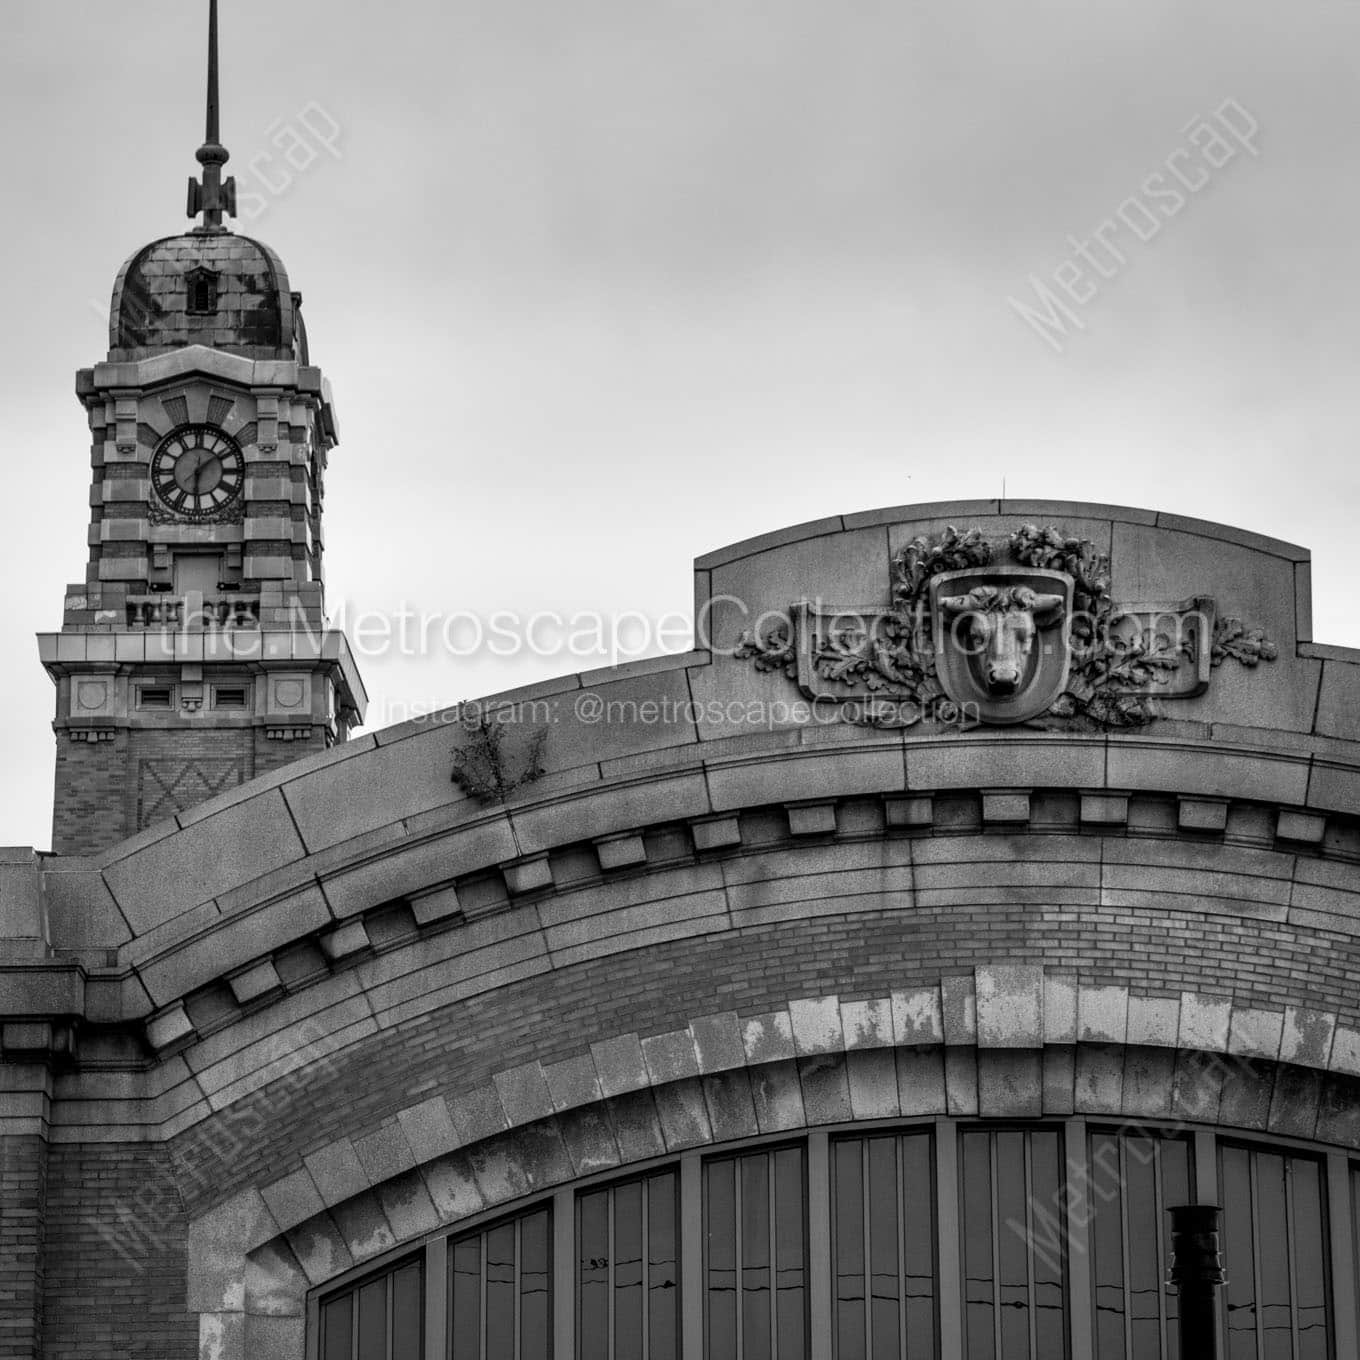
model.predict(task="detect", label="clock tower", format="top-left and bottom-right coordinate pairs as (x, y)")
top-left (38, 1), bottom-right (366, 856)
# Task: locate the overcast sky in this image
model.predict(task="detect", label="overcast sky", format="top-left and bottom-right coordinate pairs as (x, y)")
top-left (3, 0), bottom-right (1358, 850)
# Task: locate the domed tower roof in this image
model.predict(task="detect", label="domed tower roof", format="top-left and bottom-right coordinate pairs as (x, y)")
top-left (108, 232), bottom-right (303, 361)
top-left (106, 0), bottom-right (310, 364)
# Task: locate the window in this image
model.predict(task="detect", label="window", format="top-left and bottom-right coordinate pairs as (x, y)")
top-left (831, 1130), bottom-right (936, 1358)
top-left (186, 267), bottom-right (218, 314)
top-left (320, 1255), bottom-right (422, 1360)
top-left (1219, 1144), bottom-right (1330, 1360)
top-left (1087, 1129), bottom-right (1194, 1359)
top-left (704, 1145), bottom-right (808, 1360)
top-left (212, 684), bottom-right (249, 710)
top-left (577, 1168), bottom-right (680, 1359)
top-left (961, 1127), bottom-right (1068, 1360)
top-left (449, 1203), bottom-right (551, 1360)
top-left (137, 684), bottom-right (173, 710)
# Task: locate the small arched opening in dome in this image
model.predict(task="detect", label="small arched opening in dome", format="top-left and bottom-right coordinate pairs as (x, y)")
top-left (185, 266), bottom-right (219, 315)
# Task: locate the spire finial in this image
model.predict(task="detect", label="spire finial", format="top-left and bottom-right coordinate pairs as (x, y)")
top-left (186, 0), bottom-right (236, 232)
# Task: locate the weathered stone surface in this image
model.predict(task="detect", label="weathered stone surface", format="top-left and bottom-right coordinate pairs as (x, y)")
top-left (976, 966), bottom-right (1044, 1048)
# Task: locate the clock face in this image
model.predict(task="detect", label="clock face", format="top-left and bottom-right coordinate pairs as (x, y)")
top-left (150, 424), bottom-right (245, 520)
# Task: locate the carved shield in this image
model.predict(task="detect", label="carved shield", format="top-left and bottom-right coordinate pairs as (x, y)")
top-left (930, 566), bottom-right (1073, 724)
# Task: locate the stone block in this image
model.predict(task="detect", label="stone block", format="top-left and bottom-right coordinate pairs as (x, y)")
top-left (303, 1140), bottom-right (369, 1205)
top-left (944, 1048), bottom-right (978, 1115)
top-left (653, 1077), bottom-right (713, 1151)
top-left (591, 1033), bottom-right (649, 1098)
top-left (557, 1105), bottom-right (622, 1179)
top-left (376, 1171), bottom-right (439, 1240)
top-left (245, 1239), bottom-right (310, 1318)
top-left (798, 1053), bottom-right (853, 1124)
top-left (542, 1053), bottom-right (603, 1112)
top-left (330, 1190), bottom-right (396, 1263)
top-left (846, 1048), bottom-right (901, 1119)
top-left (750, 1060), bottom-right (807, 1132)
top-left (606, 1091), bottom-right (667, 1162)
top-left (1080, 792), bottom-right (1129, 825)
top-left (840, 998), bottom-right (894, 1050)
top-left (1170, 1050), bottom-right (1227, 1124)
top-left (891, 987), bottom-right (944, 1047)
top-left (423, 1151), bottom-right (485, 1224)
top-left (975, 966), bottom-right (1044, 1048)
top-left (397, 1096), bottom-right (459, 1165)
top-left (409, 884), bottom-right (462, 927)
top-left (446, 1082), bottom-right (511, 1147)
top-left (1078, 985), bottom-right (1128, 1044)
top-left (690, 1011), bottom-right (746, 1073)
top-left (884, 794), bottom-right (933, 828)
top-left (353, 1122), bottom-right (416, 1186)
top-left (501, 854), bottom-right (553, 896)
top-left (594, 832), bottom-right (647, 871)
top-left (493, 1062), bottom-right (555, 1126)
top-left (786, 802), bottom-right (838, 837)
top-left (1280, 1007), bottom-right (1336, 1068)
top-left (147, 1002), bottom-right (195, 1053)
top-left (789, 995), bottom-right (842, 1055)
top-left (319, 920), bottom-right (369, 962)
top-left (701, 1070), bottom-right (760, 1142)
top-left (1268, 1066), bottom-right (1322, 1140)
top-left (1125, 994), bottom-right (1180, 1048)
top-left (642, 1029), bottom-right (701, 1085)
top-left (690, 815), bottom-right (742, 852)
top-left (1218, 1057), bottom-right (1274, 1131)
top-left (977, 1050), bottom-right (1043, 1117)
top-left (510, 1122), bottom-right (575, 1191)
top-left (259, 1168), bottom-right (325, 1234)
top-left (981, 792), bottom-right (1030, 824)
top-left (1043, 976), bottom-right (1078, 1045)
top-left (1074, 1045), bottom-right (1124, 1114)
top-left (1276, 810), bottom-right (1326, 844)
top-left (1120, 1047), bottom-right (1176, 1117)
top-left (1177, 797), bottom-right (1228, 833)
top-left (466, 1138), bottom-right (533, 1208)
top-left (1330, 1027), bottom-right (1360, 1078)
top-left (226, 959), bottom-right (282, 1006)
top-left (284, 1214), bottom-right (354, 1287)
top-left (1178, 992), bottom-right (1233, 1051)
top-left (1227, 1006), bottom-right (1284, 1062)
top-left (896, 1047), bottom-right (947, 1116)
top-left (1040, 1047), bottom-right (1074, 1115)
top-left (743, 1010), bottom-right (796, 1065)
top-left (940, 974), bottom-right (977, 1045)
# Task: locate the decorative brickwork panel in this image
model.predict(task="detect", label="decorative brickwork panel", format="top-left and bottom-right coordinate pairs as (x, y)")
top-left (137, 756), bottom-right (246, 828)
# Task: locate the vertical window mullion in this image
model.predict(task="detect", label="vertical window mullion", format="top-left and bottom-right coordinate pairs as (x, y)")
top-left (735, 1158), bottom-right (745, 1360)
top-left (682, 1154), bottom-right (703, 1360)
top-left (860, 1141), bottom-right (872, 1359)
top-left (1065, 1119), bottom-right (1092, 1360)
top-left (936, 1120), bottom-right (963, 1359)
top-left (608, 1187), bottom-right (617, 1360)
top-left (1152, 1141), bottom-right (1169, 1356)
top-left (387, 1273), bottom-right (395, 1360)
top-left (1285, 1162), bottom-right (1301, 1360)
top-left (480, 1237), bottom-right (489, 1360)
top-left (1024, 1132), bottom-right (1039, 1359)
top-left (1250, 1153), bottom-right (1265, 1357)
top-left (807, 1132), bottom-right (832, 1360)
top-left (514, 1219), bottom-right (523, 1360)
top-left (1119, 1139), bottom-right (1133, 1360)
top-left (769, 1148), bottom-right (780, 1360)
top-left (1328, 1155), bottom-right (1357, 1360)
top-left (989, 1135), bottom-right (1002, 1360)
top-left (351, 1292), bottom-right (359, 1360)
top-left (641, 1180), bottom-right (651, 1360)
top-left (898, 1138), bottom-right (909, 1360)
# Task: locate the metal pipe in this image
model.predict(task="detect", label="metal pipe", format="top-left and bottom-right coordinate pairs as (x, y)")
top-left (1168, 1204), bottom-right (1226, 1360)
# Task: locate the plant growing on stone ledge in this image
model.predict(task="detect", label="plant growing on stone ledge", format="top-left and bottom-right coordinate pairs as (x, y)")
top-left (451, 714), bottom-right (547, 803)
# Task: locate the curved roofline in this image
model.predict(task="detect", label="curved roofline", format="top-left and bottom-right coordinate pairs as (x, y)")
top-left (108, 229), bottom-right (295, 354)
top-left (695, 498), bottom-right (1311, 568)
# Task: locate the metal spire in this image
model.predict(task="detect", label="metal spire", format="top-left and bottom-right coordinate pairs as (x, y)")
top-left (186, 0), bottom-right (237, 231)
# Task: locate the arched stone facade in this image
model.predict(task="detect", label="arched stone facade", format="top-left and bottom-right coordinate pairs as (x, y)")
top-left (6, 500), bottom-right (1360, 1359)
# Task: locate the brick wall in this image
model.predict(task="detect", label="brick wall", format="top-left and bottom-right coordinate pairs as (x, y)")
top-left (40, 1144), bottom-right (195, 1360)
top-left (0, 1136), bottom-right (47, 1360)
top-left (51, 735), bottom-right (130, 856)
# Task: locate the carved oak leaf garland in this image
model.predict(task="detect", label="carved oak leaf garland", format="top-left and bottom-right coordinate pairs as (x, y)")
top-left (734, 524), bottom-right (1279, 730)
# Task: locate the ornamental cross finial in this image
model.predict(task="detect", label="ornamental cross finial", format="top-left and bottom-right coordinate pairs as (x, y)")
top-left (186, 0), bottom-right (237, 231)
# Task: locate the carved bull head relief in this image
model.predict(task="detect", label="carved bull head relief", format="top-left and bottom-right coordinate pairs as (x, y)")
top-left (930, 567), bottom-right (1073, 723)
